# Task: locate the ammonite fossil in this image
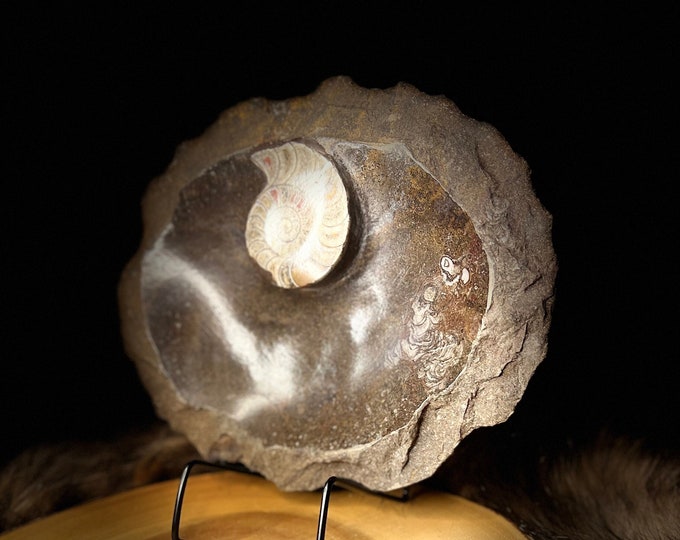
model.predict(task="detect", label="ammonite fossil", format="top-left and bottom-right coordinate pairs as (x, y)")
top-left (244, 141), bottom-right (350, 288)
top-left (119, 77), bottom-right (556, 491)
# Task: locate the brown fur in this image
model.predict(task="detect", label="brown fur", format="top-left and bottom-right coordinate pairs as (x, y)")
top-left (0, 423), bottom-right (200, 532)
top-left (2, 422), bottom-right (678, 538)
top-left (432, 428), bottom-right (680, 539)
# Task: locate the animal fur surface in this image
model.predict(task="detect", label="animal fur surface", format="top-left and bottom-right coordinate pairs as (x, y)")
top-left (1, 421), bottom-right (678, 538)
top-left (0, 423), bottom-right (200, 533)
top-left (430, 426), bottom-right (680, 539)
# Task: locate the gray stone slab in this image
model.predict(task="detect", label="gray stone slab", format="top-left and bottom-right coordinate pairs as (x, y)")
top-left (119, 77), bottom-right (557, 491)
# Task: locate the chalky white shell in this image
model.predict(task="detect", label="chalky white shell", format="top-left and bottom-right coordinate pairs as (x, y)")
top-left (245, 141), bottom-right (350, 288)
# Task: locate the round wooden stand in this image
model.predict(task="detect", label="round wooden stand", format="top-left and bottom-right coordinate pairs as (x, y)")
top-left (0, 470), bottom-right (524, 539)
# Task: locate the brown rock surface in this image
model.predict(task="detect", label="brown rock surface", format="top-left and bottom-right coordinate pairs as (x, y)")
top-left (119, 76), bottom-right (556, 491)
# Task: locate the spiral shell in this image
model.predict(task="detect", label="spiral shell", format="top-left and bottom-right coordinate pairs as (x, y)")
top-left (245, 141), bottom-right (350, 288)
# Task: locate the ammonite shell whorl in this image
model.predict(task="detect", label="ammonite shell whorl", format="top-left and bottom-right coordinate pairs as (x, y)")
top-left (245, 141), bottom-right (350, 288)
top-left (119, 77), bottom-right (557, 492)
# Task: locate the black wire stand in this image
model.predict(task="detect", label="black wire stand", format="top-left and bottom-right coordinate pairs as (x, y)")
top-left (171, 459), bottom-right (412, 540)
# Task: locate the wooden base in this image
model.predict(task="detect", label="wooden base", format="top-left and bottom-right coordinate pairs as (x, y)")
top-left (0, 471), bottom-right (525, 539)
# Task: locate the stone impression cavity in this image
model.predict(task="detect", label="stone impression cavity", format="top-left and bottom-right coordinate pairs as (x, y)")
top-left (119, 77), bottom-right (557, 492)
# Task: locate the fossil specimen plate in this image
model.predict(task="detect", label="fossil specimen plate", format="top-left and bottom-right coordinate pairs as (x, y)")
top-left (119, 77), bottom-right (556, 492)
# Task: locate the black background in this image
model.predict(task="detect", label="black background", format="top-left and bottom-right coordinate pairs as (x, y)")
top-left (3, 4), bottom-right (678, 468)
